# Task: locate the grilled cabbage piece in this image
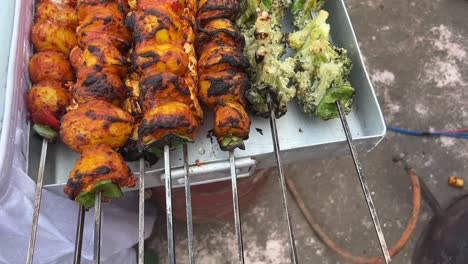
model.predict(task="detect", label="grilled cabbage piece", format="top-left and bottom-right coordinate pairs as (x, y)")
top-left (60, 100), bottom-right (134, 152)
top-left (199, 69), bottom-right (248, 108)
top-left (139, 101), bottom-right (199, 148)
top-left (197, 0), bottom-right (240, 25)
top-left (73, 71), bottom-right (127, 106)
top-left (35, 2), bottom-right (78, 29)
top-left (28, 51), bottom-right (74, 84)
top-left (64, 144), bottom-right (137, 208)
top-left (291, 0), bottom-right (326, 27)
top-left (214, 102), bottom-right (250, 151)
top-left (27, 80), bottom-right (70, 130)
top-left (70, 38), bottom-right (128, 78)
top-left (195, 18), bottom-right (245, 56)
top-left (31, 20), bottom-right (77, 55)
top-left (288, 10), bottom-right (354, 118)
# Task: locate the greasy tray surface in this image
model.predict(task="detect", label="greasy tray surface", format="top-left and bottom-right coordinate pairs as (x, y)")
top-left (26, 0), bottom-right (386, 193)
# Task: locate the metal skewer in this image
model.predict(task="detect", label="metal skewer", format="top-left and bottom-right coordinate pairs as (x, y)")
top-left (229, 151), bottom-right (244, 263)
top-left (26, 138), bottom-right (48, 264)
top-left (267, 94), bottom-right (298, 264)
top-left (138, 157), bottom-right (145, 264)
top-left (94, 191), bottom-right (102, 264)
top-left (164, 145), bottom-right (176, 264)
top-left (73, 205), bottom-right (85, 264)
top-left (183, 143), bottom-right (195, 263)
top-left (305, 9), bottom-right (391, 262)
top-left (336, 101), bottom-right (391, 263)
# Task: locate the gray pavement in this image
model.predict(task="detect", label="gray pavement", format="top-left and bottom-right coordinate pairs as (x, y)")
top-left (147, 0), bottom-right (468, 262)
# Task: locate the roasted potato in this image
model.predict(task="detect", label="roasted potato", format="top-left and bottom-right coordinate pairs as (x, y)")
top-left (64, 143), bottom-right (136, 200)
top-left (132, 41), bottom-right (188, 75)
top-left (31, 20), bottom-right (77, 55)
top-left (198, 46), bottom-right (249, 75)
top-left (125, 6), bottom-right (184, 46)
top-left (26, 80), bottom-right (70, 122)
top-left (196, 18), bottom-right (244, 56)
top-left (60, 100), bottom-right (134, 152)
top-left (28, 51), bottom-right (74, 84)
top-left (77, 11), bottom-right (131, 52)
top-left (35, 2), bottom-right (78, 29)
top-left (70, 38), bottom-right (128, 78)
top-left (197, 0), bottom-right (240, 25)
top-left (199, 69), bottom-right (248, 108)
top-left (214, 102), bottom-right (250, 150)
top-left (73, 72), bottom-right (127, 106)
top-left (139, 101), bottom-right (198, 147)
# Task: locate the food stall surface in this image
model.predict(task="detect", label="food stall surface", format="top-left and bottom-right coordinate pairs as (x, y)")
top-left (147, 0), bottom-right (468, 262)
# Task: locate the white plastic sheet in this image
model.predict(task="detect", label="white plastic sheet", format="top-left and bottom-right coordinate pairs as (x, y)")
top-left (0, 0), bottom-right (157, 263)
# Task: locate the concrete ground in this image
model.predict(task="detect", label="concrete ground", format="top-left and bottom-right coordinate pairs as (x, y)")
top-left (147, 0), bottom-right (468, 263)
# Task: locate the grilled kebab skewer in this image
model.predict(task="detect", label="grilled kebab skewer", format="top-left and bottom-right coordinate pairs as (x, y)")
top-left (126, 1), bottom-right (202, 262)
top-left (59, 1), bottom-right (135, 262)
top-left (26, 1), bottom-right (77, 263)
top-left (196, 0), bottom-right (251, 262)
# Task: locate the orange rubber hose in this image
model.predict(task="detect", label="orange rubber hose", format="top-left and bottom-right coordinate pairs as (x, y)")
top-left (285, 167), bottom-right (421, 263)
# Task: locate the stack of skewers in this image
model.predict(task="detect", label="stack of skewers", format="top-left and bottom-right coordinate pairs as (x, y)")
top-left (25, 0), bottom-right (392, 263)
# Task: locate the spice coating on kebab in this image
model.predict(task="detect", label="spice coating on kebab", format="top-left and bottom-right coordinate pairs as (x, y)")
top-left (196, 0), bottom-right (251, 151)
top-left (28, 51), bottom-right (74, 84)
top-left (35, 1), bottom-right (78, 29)
top-left (127, 0), bottom-right (202, 152)
top-left (60, 100), bottom-right (134, 153)
top-left (62, 0), bottom-right (136, 206)
top-left (64, 144), bottom-right (136, 208)
top-left (27, 0), bottom-right (76, 139)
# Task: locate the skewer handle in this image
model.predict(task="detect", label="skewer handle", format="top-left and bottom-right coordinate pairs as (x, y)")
top-left (164, 145), bottom-right (176, 264)
top-left (73, 205), bottom-right (85, 264)
top-left (138, 158), bottom-right (145, 264)
top-left (93, 192), bottom-right (102, 264)
top-left (183, 144), bottom-right (195, 263)
top-left (336, 101), bottom-right (392, 264)
top-left (229, 151), bottom-right (245, 264)
top-left (26, 138), bottom-right (48, 264)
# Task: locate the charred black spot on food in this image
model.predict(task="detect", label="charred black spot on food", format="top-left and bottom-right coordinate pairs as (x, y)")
top-left (206, 75), bottom-right (231, 96)
top-left (219, 116), bottom-right (242, 129)
top-left (85, 110), bottom-right (97, 119)
top-left (103, 16), bottom-right (112, 24)
top-left (87, 45), bottom-right (100, 53)
top-left (125, 12), bottom-right (136, 29)
top-left (83, 73), bottom-right (98, 86)
top-left (93, 64), bottom-right (103, 71)
top-left (94, 166), bottom-right (111, 174)
top-left (139, 113), bottom-right (192, 137)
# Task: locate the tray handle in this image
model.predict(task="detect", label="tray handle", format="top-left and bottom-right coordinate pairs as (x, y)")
top-left (160, 157), bottom-right (257, 188)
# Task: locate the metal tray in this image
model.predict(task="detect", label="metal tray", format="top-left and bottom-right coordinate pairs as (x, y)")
top-left (23, 0), bottom-right (386, 196)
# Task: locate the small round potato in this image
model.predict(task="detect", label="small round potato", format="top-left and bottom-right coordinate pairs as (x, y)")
top-left (28, 51), bottom-right (73, 84)
top-left (26, 80), bottom-right (70, 119)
